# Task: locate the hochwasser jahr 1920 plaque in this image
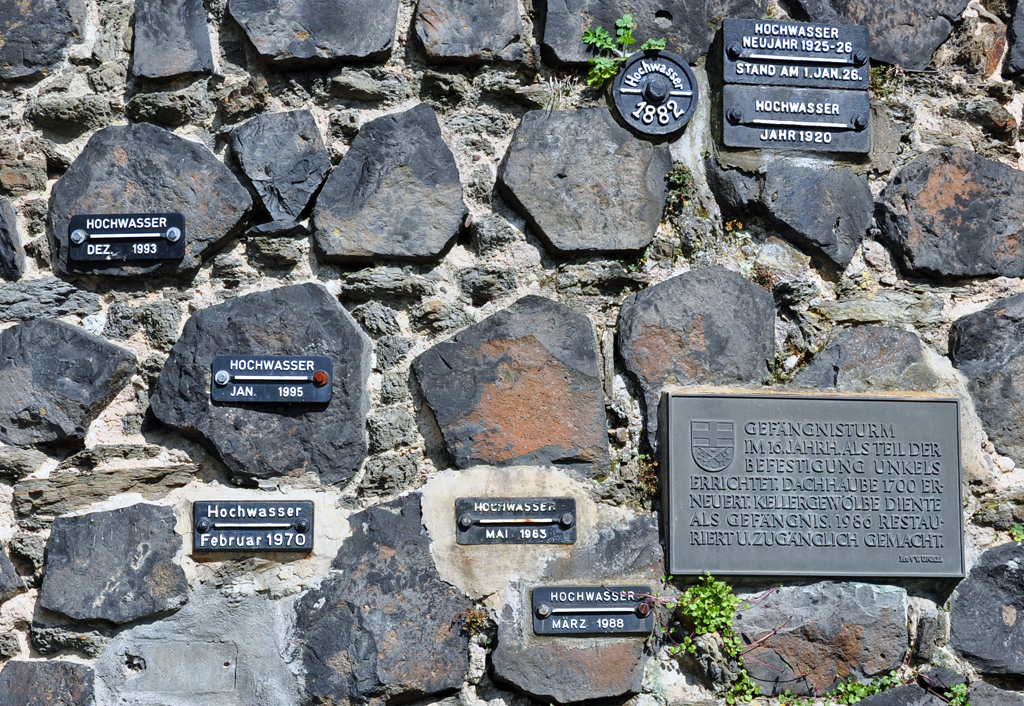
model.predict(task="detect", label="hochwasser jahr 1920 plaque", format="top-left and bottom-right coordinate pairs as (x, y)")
top-left (660, 393), bottom-right (964, 578)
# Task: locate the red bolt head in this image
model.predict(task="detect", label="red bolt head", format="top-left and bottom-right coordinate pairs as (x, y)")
top-left (313, 370), bottom-right (329, 387)
top-left (635, 602), bottom-right (652, 618)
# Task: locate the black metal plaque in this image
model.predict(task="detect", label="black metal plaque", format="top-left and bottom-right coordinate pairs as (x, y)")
top-left (660, 393), bottom-right (964, 579)
top-left (722, 84), bottom-right (870, 153)
top-left (612, 50), bottom-right (699, 137)
top-left (211, 355), bottom-right (333, 403)
top-left (68, 213), bottom-right (185, 263)
top-left (455, 497), bottom-right (577, 545)
top-left (723, 19), bottom-right (869, 89)
top-left (533, 585), bottom-right (654, 636)
top-left (193, 500), bottom-right (314, 553)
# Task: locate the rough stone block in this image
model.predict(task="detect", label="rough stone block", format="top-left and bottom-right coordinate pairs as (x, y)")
top-left (294, 494), bottom-right (471, 704)
top-left (736, 583), bottom-right (908, 695)
top-left (876, 147), bottom-right (1024, 279)
top-left (132, 0), bottom-right (214, 80)
top-left (415, 0), bottom-right (524, 63)
top-left (970, 682), bottom-right (1024, 706)
top-left (497, 108), bottom-right (671, 254)
top-left (857, 684), bottom-right (945, 706)
top-left (413, 295), bottom-right (610, 476)
top-left (313, 103), bottom-right (465, 262)
top-left (150, 283), bottom-right (371, 486)
top-left (229, 0), bottom-right (398, 65)
top-left (950, 542), bottom-right (1024, 675)
top-left (0, 199), bottom-right (26, 281)
top-left (1007, 3), bottom-right (1024, 77)
top-left (793, 326), bottom-right (933, 391)
top-left (38, 503), bottom-right (188, 624)
top-left (48, 122), bottom-right (252, 278)
top-left (0, 0), bottom-right (80, 80)
top-left (0, 549), bottom-right (24, 604)
top-left (230, 110), bottom-right (330, 224)
top-left (0, 660), bottom-right (94, 706)
top-left (617, 266), bottom-right (775, 444)
top-left (0, 318), bottom-right (136, 446)
top-left (0, 278), bottom-right (99, 323)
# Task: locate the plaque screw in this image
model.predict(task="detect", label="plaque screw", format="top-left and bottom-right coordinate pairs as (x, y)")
top-left (635, 601), bottom-right (652, 618)
top-left (196, 518), bottom-right (211, 533)
top-left (727, 43), bottom-right (741, 60)
top-left (296, 519), bottom-right (309, 533)
top-left (214, 370), bottom-right (231, 386)
top-left (727, 109), bottom-right (743, 125)
top-left (313, 370), bottom-right (329, 387)
top-left (458, 514), bottom-right (474, 530)
top-left (853, 50), bottom-right (868, 66)
top-left (165, 226), bottom-right (182, 243)
top-left (70, 229), bottom-right (87, 245)
top-left (853, 115), bottom-right (868, 130)
top-left (559, 513), bottom-right (575, 529)
top-left (536, 603), bottom-right (552, 619)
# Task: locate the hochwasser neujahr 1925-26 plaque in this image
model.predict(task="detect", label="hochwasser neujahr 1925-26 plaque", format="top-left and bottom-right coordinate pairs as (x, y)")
top-left (660, 393), bottom-right (964, 578)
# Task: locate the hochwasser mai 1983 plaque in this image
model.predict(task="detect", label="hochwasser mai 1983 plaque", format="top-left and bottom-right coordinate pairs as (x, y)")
top-left (660, 393), bottom-right (964, 578)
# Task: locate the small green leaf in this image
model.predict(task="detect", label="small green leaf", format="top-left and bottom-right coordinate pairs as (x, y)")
top-left (641, 37), bottom-right (667, 50)
top-left (615, 13), bottom-right (633, 29)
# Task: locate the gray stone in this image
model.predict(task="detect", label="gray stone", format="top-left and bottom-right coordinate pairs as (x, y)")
top-left (9, 533), bottom-right (46, 583)
top-left (0, 549), bottom-right (24, 604)
top-left (706, 158), bottom-right (762, 212)
top-left (814, 291), bottom-right (945, 328)
top-left (856, 685), bottom-right (944, 706)
top-left (94, 584), bottom-right (299, 706)
top-left (360, 453), bottom-right (420, 496)
top-left (330, 67), bottom-right (409, 102)
top-left (0, 318), bottom-right (135, 446)
top-left (0, 661), bottom-right (94, 706)
top-left (918, 666), bottom-right (966, 691)
top-left (340, 267), bottom-right (438, 300)
top-left (49, 122), bottom-right (252, 278)
top-left (970, 682), bottom-right (1024, 706)
top-left (736, 583), bottom-right (908, 695)
top-left (762, 164), bottom-right (872, 268)
top-left (791, 0), bottom-right (970, 71)
top-left (0, 633), bottom-right (18, 658)
top-left (246, 235), bottom-right (303, 269)
top-left (0, 447), bottom-right (48, 481)
top-left (0, 0), bottom-right (80, 81)
top-left (413, 295), bottom-right (610, 476)
top-left (0, 277), bottom-right (100, 322)
top-left (950, 294), bottom-right (1024, 465)
top-left (1008, 3), bottom-right (1024, 77)
top-left (295, 494), bottom-right (471, 704)
top-left (25, 95), bottom-right (121, 135)
top-left (313, 103), bottom-right (466, 262)
top-left (492, 515), bottom-right (662, 703)
top-left (471, 212), bottom-right (522, 253)
top-left (368, 405), bottom-right (416, 452)
top-left (974, 488), bottom-right (1024, 531)
top-left (793, 326), bottom-right (934, 392)
top-left (497, 108), bottom-right (671, 254)
top-left (126, 84), bottom-right (215, 128)
top-left (950, 541), bottom-right (1024, 674)
top-left (150, 284), bottom-right (371, 486)
top-left (132, 0), bottom-right (213, 80)
top-left (556, 261), bottom-right (649, 295)
top-left (415, 0), bottom-right (524, 63)
top-left (458, 265), bottom-right (517, 305)
top-left (231, 110), bottom-right (330, 224)
top-left (228, 0), bottom-right (398, 65)
top-left (876, 147), bottom-right (1024, 279)
top-left (30, 615), bottom-right (109, 658)
top-left (617, 266), bottom-right (775, 444)
top-left (540, 0), bottom-right (766, 65)
top-left (411, 297), bottom-right (475, 333)
top-left (351, 301), bottom-right (401, 337)
top-left (39, 503), bottom-right (188, 624)
top-left (0, 199), bottom-right (26, 281)
top-left (103, 300), bottom-right (182, 351)
top-left (375, 335), bottom-right (413, 370)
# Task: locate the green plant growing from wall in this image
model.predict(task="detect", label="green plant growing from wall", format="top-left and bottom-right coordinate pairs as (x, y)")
top-left (944, 682), bottom-right (969, 706)
top-left (1011, 523), bottom-right (1024, 542)
top-left (582, 14), bottom-right (666, 88)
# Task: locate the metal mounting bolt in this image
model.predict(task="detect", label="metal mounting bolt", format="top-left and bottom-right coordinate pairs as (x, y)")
top-left (214, 370), bottom-right (231, 386)
top-left (536, 603), bottom-right (552, 619)
top-left (196, 518), bottom-right (211, 533)
top-left (727, 43), bottom-right (741, 60)
top-left (853, 50), bottom-right (869, 66)
top-left (165, 226), bottom-right (182, 243)
top-left (635, 601), bottom-right (652, 618)
top-left (296, 519), bottom-right (309, 533)
top-left (313, 370), bottom-right (329, 387)
top-left (727, 109), bottom-right (743, 125)
top-left (458, 514), bottom-right (474, 530)
top-left (70, 229), bottom-right (87, 245)
top-left (559, 513), bottom-right (575, 529)
top-left (853, 115), bottom-right (868, 130)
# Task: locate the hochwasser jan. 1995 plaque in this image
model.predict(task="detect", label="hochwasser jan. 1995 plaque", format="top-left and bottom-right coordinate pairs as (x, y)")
top-left (660, 393), bottom-right (964, 578)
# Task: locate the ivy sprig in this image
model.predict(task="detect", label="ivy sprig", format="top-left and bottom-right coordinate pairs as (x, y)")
top-left (582, 14), bottom-right (666, 88)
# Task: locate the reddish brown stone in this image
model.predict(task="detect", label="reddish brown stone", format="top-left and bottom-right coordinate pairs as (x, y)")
top-left (0, 660), bottom-right (93, 706)
top-left (413, 295), bottom-right (609, 476)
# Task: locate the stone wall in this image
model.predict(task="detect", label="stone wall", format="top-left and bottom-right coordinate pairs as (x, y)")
top-left (0, 0), bottom-right (1022, 704)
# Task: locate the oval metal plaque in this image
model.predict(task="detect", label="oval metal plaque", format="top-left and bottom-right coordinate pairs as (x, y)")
top-left (613, 50), bottom-right (699, 137)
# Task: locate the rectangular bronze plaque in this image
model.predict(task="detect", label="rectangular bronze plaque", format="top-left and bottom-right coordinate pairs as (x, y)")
top-left (660, 393), bottom-right (964, 578)
top-left (211, 355), bottom-right (333, 403)
top-left (455, 497), bottom-right (576, 545)
top-left (193, 500), bottom-right (314, 553)
top-left (722, 19), bottom-right (869, 89)
top-left (722, 84), bottom-right (870, 153)
top-left (68, 213), bottom-right (185, 262)
top-left (532, 585), bottom-right (653, 636)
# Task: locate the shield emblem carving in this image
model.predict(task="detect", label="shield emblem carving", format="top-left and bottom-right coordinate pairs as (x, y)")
top-left (691, 421), bottom-right (734, 472)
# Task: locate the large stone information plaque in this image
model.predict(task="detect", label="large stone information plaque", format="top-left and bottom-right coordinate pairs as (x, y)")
top-left (661, 393), bottom-right (964, 578)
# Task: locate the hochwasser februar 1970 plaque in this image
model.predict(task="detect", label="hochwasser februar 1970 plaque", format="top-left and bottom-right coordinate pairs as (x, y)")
top-left (660, 393), bottom-right (964, 578)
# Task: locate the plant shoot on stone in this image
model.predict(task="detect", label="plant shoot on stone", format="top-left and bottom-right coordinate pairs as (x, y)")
top-left (582, 14), bottom-right (666, 88)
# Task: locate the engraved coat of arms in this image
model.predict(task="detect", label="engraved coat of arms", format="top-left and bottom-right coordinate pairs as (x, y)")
top-left (691, 421), bottom-right (734, 472)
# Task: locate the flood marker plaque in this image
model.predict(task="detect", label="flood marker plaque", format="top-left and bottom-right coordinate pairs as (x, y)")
top-left (532, 585), bottom-right (653, 636)
top-left (193, 500), bottom-right (314, 552)
top-left (660, 392), bottom-right (964, 578)
top-left (68, 212), bottom-right (186, 263)
top-left (455, 497), bottom-right (577, 545)
top-left (211, 355), bottom-right (333, 403)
